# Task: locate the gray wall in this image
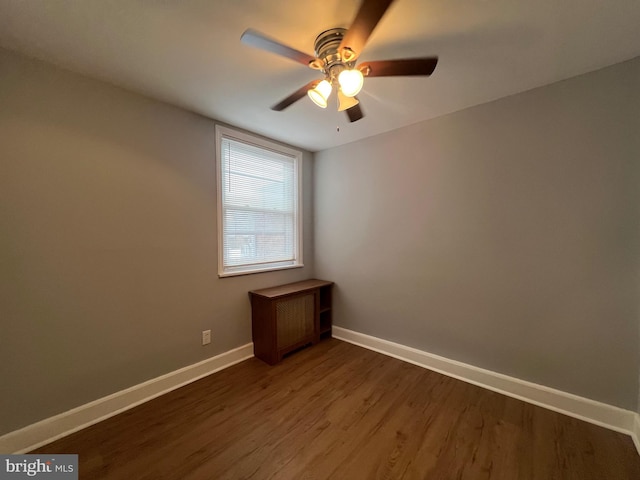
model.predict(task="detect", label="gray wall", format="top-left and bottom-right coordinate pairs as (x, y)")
top-left (315, 58), bottom-right (640, 410)
top-left (0, 49), bottom-right (314, 435)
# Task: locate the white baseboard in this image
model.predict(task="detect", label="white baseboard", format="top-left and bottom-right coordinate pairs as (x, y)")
top-left (0, 343), bottom-right (254, 454)
top-left (333, 326), bottom-right (639, 454)
top-left (632, 413), bottom-right (640, 455)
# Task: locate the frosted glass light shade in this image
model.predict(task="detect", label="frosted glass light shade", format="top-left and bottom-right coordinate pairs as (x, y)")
top-left (307, 80), bottom-right (332, 108)
top-left (337, 90), bottom-right (359, 111)
top-left (338, 69), bottom-right (364, 97)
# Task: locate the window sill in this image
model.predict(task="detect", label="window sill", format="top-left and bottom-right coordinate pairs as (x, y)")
top-left (218, 263), bottom-right (304, 278)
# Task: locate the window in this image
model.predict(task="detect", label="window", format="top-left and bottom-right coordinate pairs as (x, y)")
top-left (215, 125), bottom-right (303, 277)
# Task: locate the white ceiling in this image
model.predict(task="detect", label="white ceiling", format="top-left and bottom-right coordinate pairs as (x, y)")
top-left (1, 0), bottom-right (639, 152)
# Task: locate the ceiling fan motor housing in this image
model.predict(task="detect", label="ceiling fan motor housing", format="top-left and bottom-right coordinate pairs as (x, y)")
top-left (313, 28), bottom-right (351, 80)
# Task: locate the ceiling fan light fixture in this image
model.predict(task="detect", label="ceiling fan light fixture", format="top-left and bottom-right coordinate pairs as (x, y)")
top-left (243, 0), bottom-right (439, 123)
top-left (338, 68), bottom-right (364, 97)
top-left (307, 79), bottom-right (332, 108)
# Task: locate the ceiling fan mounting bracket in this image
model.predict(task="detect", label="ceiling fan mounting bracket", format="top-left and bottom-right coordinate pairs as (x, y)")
top-left (340, 47), bottom-right (356, 63)
top-left (359, 65), bottom-right (372, 77)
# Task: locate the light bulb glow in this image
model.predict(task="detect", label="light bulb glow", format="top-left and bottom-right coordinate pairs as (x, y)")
top-left (338, 69), bottom-right (364, 97)
top-left (307, 80), bottom-right (332, 108)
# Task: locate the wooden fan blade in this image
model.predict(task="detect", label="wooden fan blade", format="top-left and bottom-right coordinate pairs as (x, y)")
top-left (339, 0), bottom-right (396, 60)
top-left (346, 101), bottom-right (364, 122)
top-left (241, 29), bottom-right (316, 66)
top-left (359, 57), bottom-right (438, 77)
top-left (271, 80), bottom-right (320, 111)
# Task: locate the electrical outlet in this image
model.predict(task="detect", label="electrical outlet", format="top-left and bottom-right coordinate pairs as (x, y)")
top-left (202, 329), bottom-right (211, 346)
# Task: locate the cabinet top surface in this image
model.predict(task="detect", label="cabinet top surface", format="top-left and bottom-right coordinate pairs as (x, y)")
top-left (249, 279), bottom-right (333, 299)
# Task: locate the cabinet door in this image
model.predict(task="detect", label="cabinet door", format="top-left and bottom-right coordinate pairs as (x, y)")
top-left (276, 293), bottom-right (315, 350)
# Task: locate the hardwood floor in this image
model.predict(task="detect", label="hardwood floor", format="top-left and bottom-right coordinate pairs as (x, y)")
top-left (33, 339), bottom-right (640, 479)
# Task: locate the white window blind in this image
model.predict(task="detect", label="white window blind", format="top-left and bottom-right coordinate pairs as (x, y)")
top-left (216, 126), bottom-right (302, 276)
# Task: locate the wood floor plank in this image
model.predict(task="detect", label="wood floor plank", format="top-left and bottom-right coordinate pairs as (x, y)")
top-left (32, 339), bottom-right (640, 479)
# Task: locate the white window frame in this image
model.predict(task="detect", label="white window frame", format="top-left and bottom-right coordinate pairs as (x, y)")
top-left (215, 125), bottom-right (303, 277)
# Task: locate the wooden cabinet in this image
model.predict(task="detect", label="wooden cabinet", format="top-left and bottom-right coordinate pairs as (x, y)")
top-left (249, 279), bottom-right (333, 365)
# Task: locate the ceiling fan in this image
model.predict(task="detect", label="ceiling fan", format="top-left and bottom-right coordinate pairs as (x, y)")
top-left (240, 0), bottom-right (438, 123)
